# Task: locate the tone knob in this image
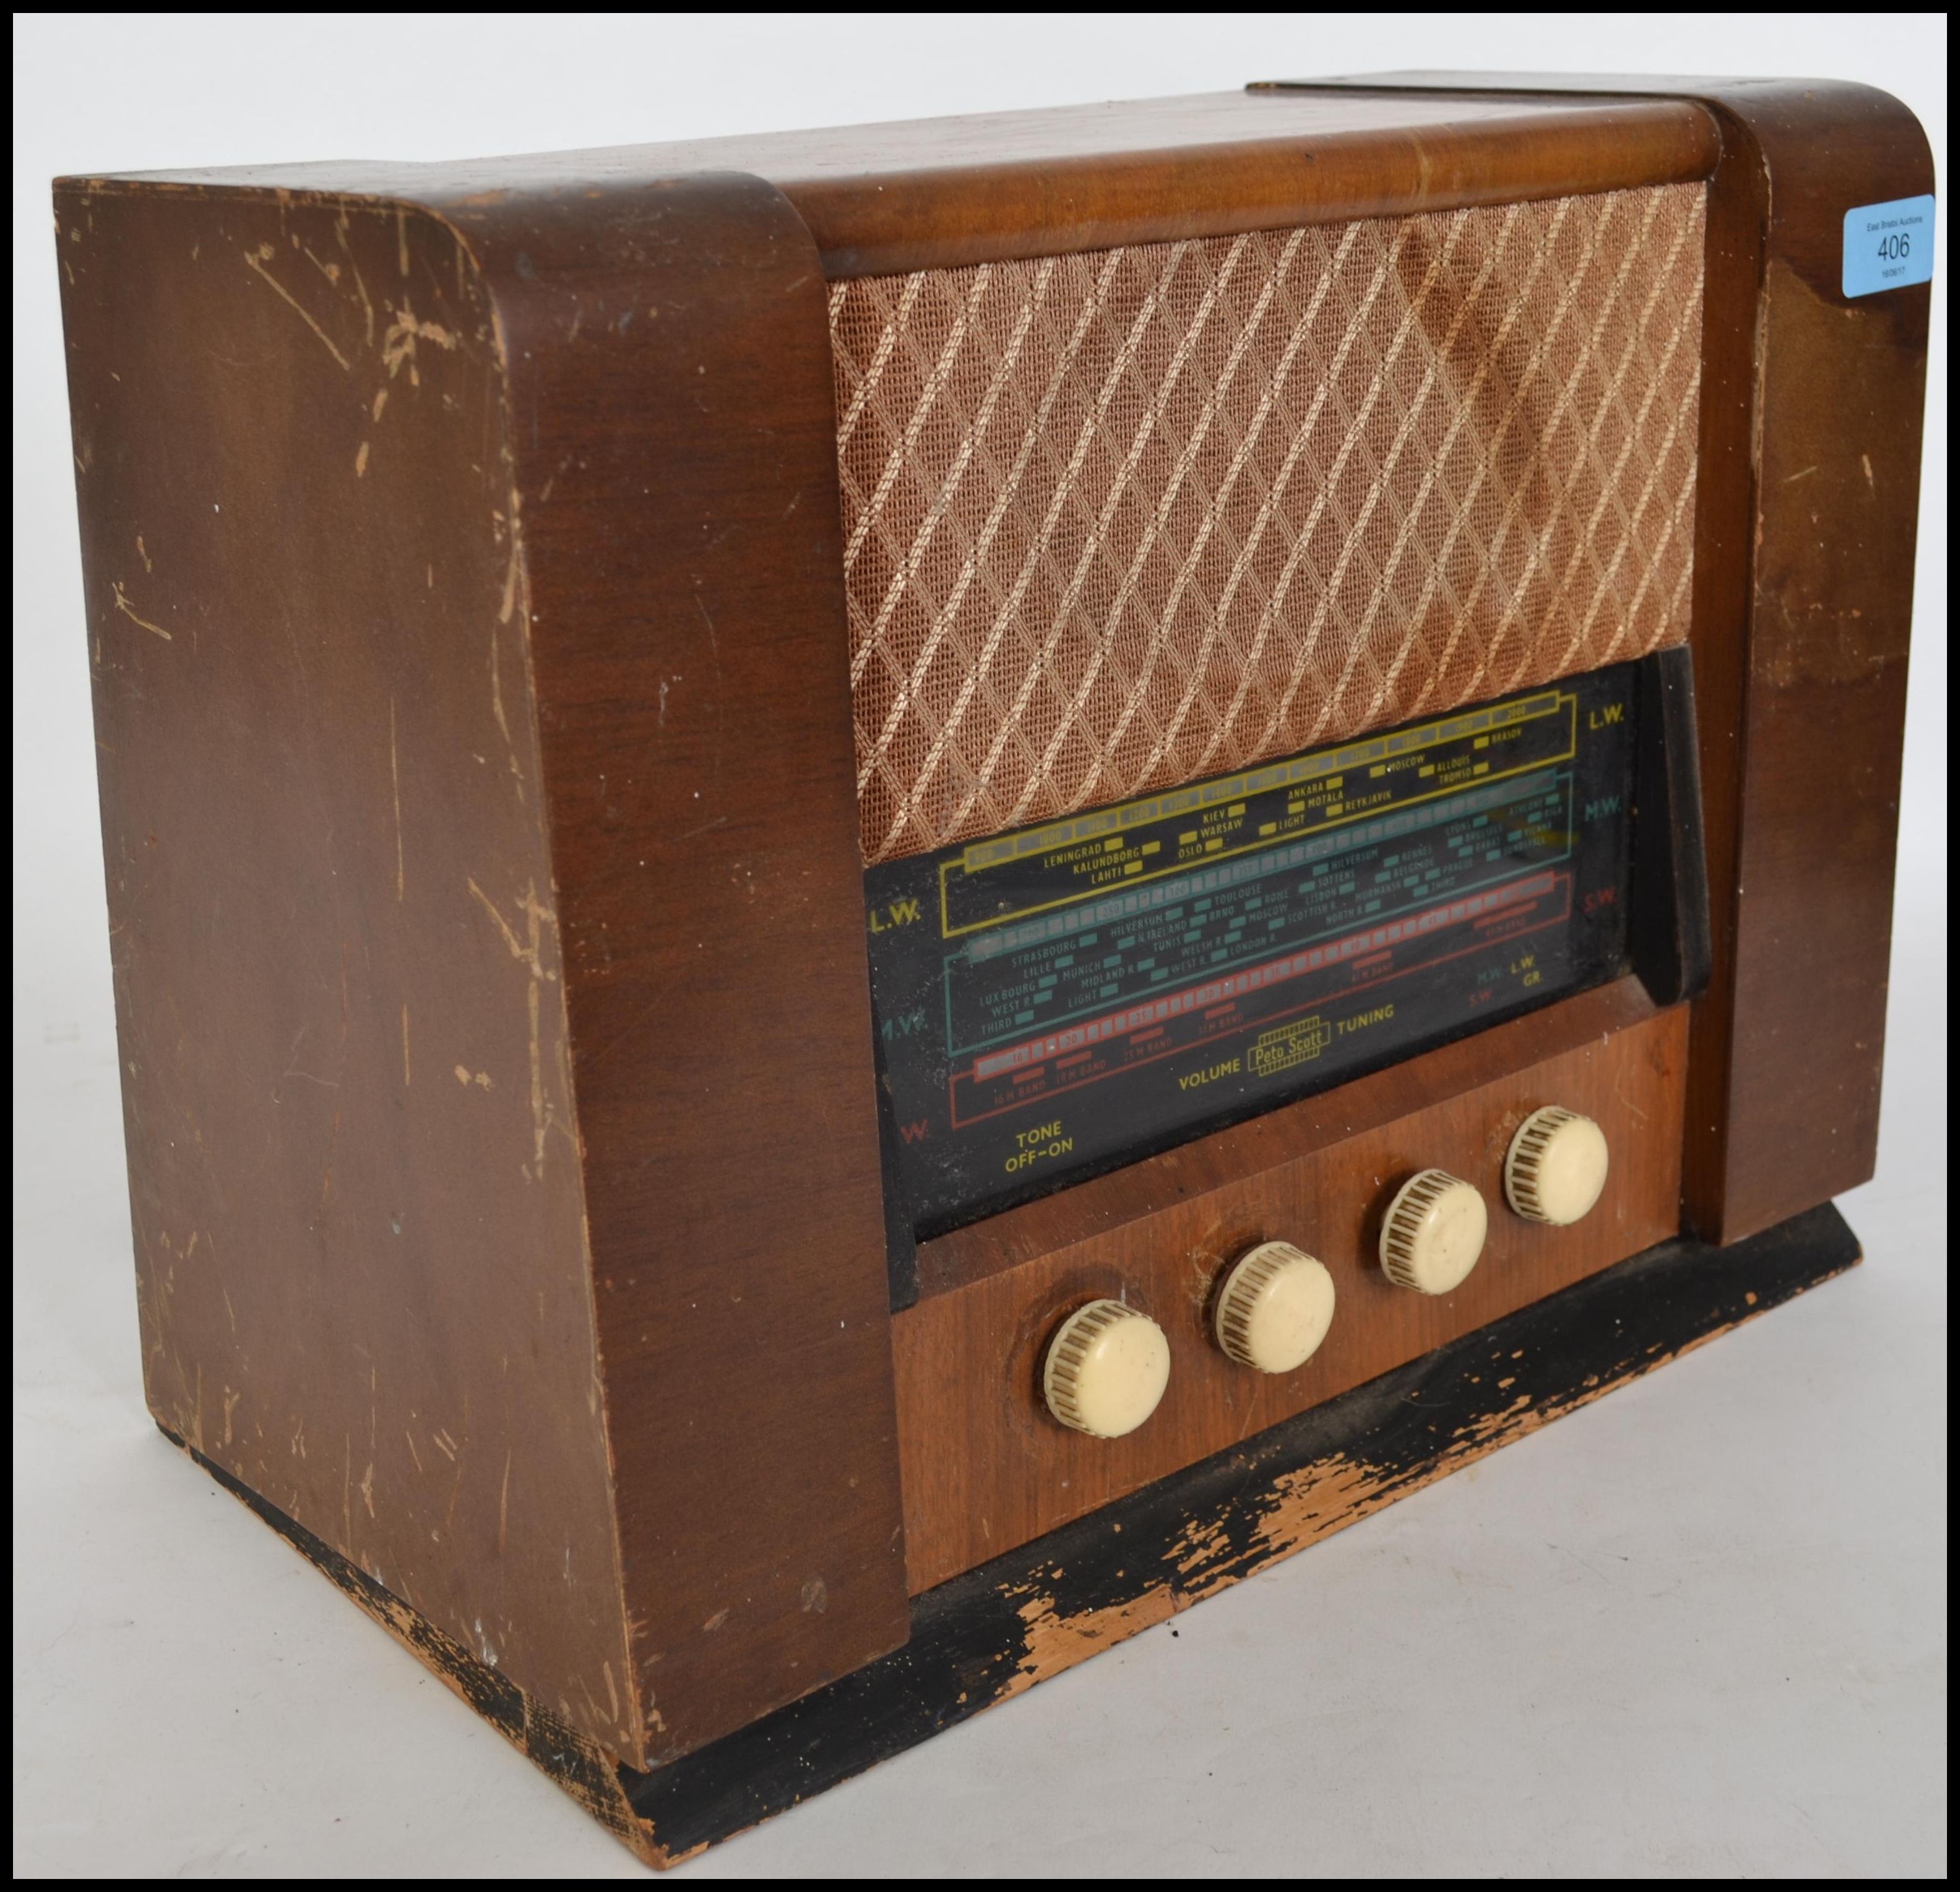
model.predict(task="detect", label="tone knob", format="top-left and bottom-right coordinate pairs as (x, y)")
top-left (1042, 1299), bottom-right (1171, 1438)
top-left (1506, 1106), bottom-right (1610, 1225)
top-left (1379, 1169), bottom-right (1487, 1296)
top-left (1213, 1241), bottom-right (1336, 1374)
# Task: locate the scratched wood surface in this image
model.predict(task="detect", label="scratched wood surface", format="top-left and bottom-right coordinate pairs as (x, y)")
top-left (55, 174), bottom-right (912, 1770)
top-left (430, 176), bottom-right (913, 1762)
top-left (897, 979), bottom-right (1688, 1591)
top-left (1688, 85), bottom-right (1929, 1240)
top-left (163, 1203), bottom-right (1860, 1869)
top-left (55, 187), bottom-right (644, 1759)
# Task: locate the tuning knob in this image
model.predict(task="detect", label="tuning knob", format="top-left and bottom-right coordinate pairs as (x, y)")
top-left (1042, 1300), bottom-right (1171, 1438)
top-left (1213, 1242), bottom-right (1336, 1373)
top-left (1380, 1169), bottom-right (1487, 1295)
top-left (1506, 1106), bottom-right (1610, 1225)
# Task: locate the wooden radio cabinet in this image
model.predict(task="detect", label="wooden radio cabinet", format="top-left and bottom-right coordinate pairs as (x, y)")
top-left (55, 72), bottom-right (1930, 1865)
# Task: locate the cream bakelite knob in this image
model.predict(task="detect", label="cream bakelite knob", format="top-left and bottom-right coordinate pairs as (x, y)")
top-left (1506, 1106), bottom-right (1610, 1225)
top-left (1042, 1300), bottom-right (1171, 1438)
top-left (1213, 1242), bottom-right (1336, 1374)
top-left (1380, 1170), bottom-right (1488, 1295)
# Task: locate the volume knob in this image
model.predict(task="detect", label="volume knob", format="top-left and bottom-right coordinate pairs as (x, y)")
top-left (1213, 1242), bottom-right (1336, 1373)
top-left (1042, 1300), bottom-right (1171, 1438)
top-left (1380, 1170), bottom-right (1487, 1295)
top-left (1506, 1106), bottom-right (1610, 1225)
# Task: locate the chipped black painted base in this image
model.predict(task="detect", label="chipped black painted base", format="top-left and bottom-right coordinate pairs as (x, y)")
top-left (165, 1202), bottom-right (1860, 1869)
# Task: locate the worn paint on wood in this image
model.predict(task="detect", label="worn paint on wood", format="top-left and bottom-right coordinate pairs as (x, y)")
top-left (172, 1203), bottom-right (1857, 1869)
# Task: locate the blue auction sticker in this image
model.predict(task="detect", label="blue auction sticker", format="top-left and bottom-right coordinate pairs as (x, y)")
top-left (1842, 195), bottom-right (1936, 298)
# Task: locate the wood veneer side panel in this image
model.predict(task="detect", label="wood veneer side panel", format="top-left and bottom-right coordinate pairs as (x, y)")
top-left (430, 174), bottom-right (910, 1762)
top-left (54, 184), bottom-right (643, 1759)
top-left (898, 988), bottom-right (1688, 1591)
top-left (1707, 87), bottom-right (1931, 1237)
top-left (1566, 80), bottom-right (1929, 1244)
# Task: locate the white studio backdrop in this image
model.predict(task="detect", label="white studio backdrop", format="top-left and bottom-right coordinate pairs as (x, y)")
top-left (12, 13), bottom-right (1947, 1879)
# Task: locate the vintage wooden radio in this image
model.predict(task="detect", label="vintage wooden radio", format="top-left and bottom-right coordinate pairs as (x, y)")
top-left (57, 72), bottom-right (1931, 1865)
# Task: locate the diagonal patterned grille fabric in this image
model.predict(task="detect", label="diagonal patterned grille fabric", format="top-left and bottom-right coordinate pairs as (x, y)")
top-left (831, 184), bottom-right (1705, 865)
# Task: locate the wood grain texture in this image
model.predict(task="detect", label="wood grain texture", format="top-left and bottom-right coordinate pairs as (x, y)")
top-left (428, 174), bottom-right (911, 1762)
top-left (897, 979), bottom-right (1688, 1591)
top-left (1277, 74), bottom-right (1931, 1244)
top-left (1696, 87), bottom-right (1929, 1239)
top-left (164, 1203), bottom-right (1860, 1869)
top-left (778, 93), bottom-right (1717, 276)
top-left (55, 186), bottom-right (642, 1758)
top-left (100, 90), bottom-right (1717, 278)
top-left (57, 171), bottom-right (911, 1770)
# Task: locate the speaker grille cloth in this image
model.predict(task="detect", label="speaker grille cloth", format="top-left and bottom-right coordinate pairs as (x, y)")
top-left (832, 184), bottom-right (1705, 865)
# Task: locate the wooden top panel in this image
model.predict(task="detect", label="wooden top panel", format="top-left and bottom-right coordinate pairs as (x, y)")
top-left (68, 89), bottom-right (1718, 275)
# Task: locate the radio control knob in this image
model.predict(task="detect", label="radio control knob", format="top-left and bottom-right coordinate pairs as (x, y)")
top-left (1042, 1300), bottom-right (1171, 1438)
top-left (1380, 1170), bottom-right (1488, 1295)
top-left (1213, 1242), bottom-right (1336, 1374)
top-left (1506, 1106), bottom-right (1610, 1225)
